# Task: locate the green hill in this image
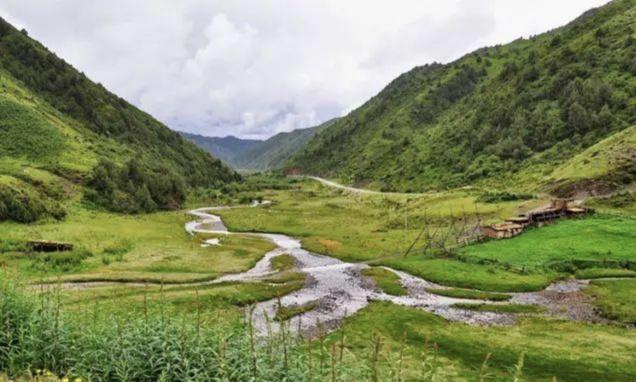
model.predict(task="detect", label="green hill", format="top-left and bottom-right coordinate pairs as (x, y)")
top-left (291, 0), bottom-right (636, 193)
top-left (0, 17), bottom-right (238, 221)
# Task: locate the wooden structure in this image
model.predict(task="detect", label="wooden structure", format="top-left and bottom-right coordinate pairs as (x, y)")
top-left (27, 240), bottom-right (73, 252)
top-left (482, 199), bottom-right (590, 240)
top-left (481, 222), bottom-right (524, 239)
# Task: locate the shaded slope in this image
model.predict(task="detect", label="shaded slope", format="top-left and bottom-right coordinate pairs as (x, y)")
top-left (291, 0), bottom-right (636, 192)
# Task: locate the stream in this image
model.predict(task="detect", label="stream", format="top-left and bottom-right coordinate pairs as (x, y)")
top-left (186, 207), bottom-right (607, 336)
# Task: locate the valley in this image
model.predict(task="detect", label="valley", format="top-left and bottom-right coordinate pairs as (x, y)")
top-left (2, 176), bottom-right (635, 381)
top-left (1, 1), bottom-right (636, 381)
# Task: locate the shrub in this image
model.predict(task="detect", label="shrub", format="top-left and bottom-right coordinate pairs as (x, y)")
top-left (86, 158), bottom-right (186, 213)
top-left (477, 191), bottom-right (534, 203)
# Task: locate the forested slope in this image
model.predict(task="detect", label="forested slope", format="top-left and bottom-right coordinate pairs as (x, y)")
top-left (0, 17), bottom-right (238, 220)
top-left (291, 0), bottom-right (636, 192)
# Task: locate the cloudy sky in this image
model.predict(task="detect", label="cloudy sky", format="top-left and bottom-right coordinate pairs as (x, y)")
top-left (0, 0), bottom-right (609, 139)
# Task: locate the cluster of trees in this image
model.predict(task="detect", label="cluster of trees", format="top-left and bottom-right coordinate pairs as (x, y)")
top-left (412, 65), bottom-right (484, 125)
top-left (0, 185), bottom-right (66, 223)
top-left (85, 159), bottom-right (186, 213)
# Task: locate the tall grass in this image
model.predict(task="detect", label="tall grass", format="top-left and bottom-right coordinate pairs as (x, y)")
top-left (1, 276), bottom-right (364, 381)
top-left (0, 276), bottom-right (530, 381)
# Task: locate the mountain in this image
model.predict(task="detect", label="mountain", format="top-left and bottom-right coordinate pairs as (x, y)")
top-left (180, 132), bottom-right (260, 167)
top-left (234, 119), bottom-right (338, 170)
top-left (290, 0), bottom-right (636, 193)
top-left (0, 17), bottom-right (238, 220)
top-left (184, 119), bottom-right (336, 171)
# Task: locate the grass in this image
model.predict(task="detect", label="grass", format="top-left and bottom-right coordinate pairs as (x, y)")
top-left (452, 303), bottom-right (545, 314)
top-left (275, 301), bottom-right (318, 321)
top-left (0, 208), bottom-right (275, 282)
top-left (329, 302), bottom-right (636, 382)
top-left (586, 279), bottom-right (636, 325)
top-left (217, 179), bottom-right (549, 263)
top-left (379, 257), bottom-right (555, 292)
top-left (549, 125), bottom-right (636, 182)
top-left (459, 215), bottom-right (636, 268)
top-left (271, 254), bottom-right (296, 271)
top-left (362, 267), bottom-right (406, 296)
top-left (216, 179), bottom-right (558, 292)
top-left (426, 287), bottom-right (511, 301)
top-left (0, 277), bottom-right (362, 381)
top-left (361, 267), bottom-right (406, 296)
top-left (57, 278), bottom-right (306, 319)
top-left (575, 268), bottom-right (636, 279)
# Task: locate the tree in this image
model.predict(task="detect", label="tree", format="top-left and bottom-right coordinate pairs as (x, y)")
top-left (567, 102), bottom-right (590, 134)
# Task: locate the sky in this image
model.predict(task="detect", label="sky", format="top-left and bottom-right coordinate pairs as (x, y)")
top-left (0, 0), bottom-right (610, 140)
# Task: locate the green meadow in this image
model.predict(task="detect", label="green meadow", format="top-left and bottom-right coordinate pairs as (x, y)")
top-left (2, 177), bottom-right (635, 381)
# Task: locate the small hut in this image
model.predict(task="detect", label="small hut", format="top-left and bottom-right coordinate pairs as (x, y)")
top-left (27, 240), bottom-right (73, 252)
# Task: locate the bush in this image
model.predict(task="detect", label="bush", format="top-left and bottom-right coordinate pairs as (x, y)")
top-left (30, 249), bottom-right (93, 272)
top-left (86, 158), bottom-right (186, 213)
top-left (477, 191), bottom-right (534, 203)
top-left (0, 184), bottom-right (65, 223)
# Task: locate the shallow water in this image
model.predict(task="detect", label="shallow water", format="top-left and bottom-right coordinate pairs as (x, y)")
top-left (186, 207), bottom-right (520, 335)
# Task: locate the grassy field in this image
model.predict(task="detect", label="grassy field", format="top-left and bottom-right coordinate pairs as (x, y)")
top-left (217, 179), bottom-right (549, 263)
top-left (0, 207), bottom-right (275, 283)
top-left (585, 279), bottom-right (636, 325)
top-left (379, 257), bottom-right (556, 292)
top-left (459, 215), bottom-right (636, 268)
top-left (328, 302), bottom-right (636, 382)
top-left (216, 178), bottom-right (566, 291)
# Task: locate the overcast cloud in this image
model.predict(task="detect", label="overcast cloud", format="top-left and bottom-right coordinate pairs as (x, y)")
top-left (0, 0), bottom-right (609, 139)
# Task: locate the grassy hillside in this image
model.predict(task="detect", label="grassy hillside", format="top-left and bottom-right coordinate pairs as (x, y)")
top-left (180, 132), bottom-right (260, 167)
top-left (291, 0), bottom-right (636, 192)
top-left (0, 17), bottom-right (238, 219)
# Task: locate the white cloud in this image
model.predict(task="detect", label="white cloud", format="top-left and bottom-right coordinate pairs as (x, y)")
top-left (0, 0), bottom-right (610, 139)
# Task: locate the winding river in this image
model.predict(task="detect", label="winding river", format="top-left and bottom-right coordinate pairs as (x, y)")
top-left (186, 207), bottom-right (606, 336)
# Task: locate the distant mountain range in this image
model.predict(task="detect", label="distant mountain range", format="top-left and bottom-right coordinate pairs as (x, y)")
top-left (181, 118), bottom-right (337, 170)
